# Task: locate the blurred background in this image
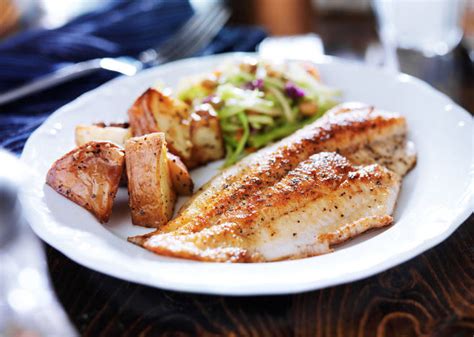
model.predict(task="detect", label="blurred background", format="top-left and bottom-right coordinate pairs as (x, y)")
top-left (0, 0), bottom-right (472, 121)
top-left (0, 1), bottom-right (472, 336)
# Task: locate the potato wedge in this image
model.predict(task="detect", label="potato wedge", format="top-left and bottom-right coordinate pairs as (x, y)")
top-left (125, 132), bottom-right (176, 228)
top-left (46, 141), bottom-right (125, 223)
top-left (167, 153), bottom-right (193, 196)
top-left (186, 103), bottom-right (225, 168)
top-left (75, 124), bottom-right (131, 147)
top-left (128, 88), bottom-right (193, 160)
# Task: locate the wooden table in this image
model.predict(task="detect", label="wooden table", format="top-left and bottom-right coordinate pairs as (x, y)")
top-left (46, 13), bottom-right (474, 337)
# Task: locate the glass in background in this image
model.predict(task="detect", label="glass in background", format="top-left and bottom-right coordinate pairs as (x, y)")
top-left (373, 0), bottom-right (465, 57)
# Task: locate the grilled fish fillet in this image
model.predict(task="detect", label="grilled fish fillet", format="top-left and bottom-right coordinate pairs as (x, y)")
top-left (157, 102), bottom-right (415, 233)
top-left (129, 152), bottom-right (401, 262)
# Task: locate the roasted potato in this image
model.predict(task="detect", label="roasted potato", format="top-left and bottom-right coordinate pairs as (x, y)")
top-left (75, 124), bottom-right (131, 147)
top-left (125, 132), bottom-right (176, 228)
top-left (167, 153), bottom-right (193, 196)
top-left (186, 103), bottom-right (225, 168)
top-left (46, 141), bottom-right (125, 223)
top-left (128, 88), bottom-right (193, 160)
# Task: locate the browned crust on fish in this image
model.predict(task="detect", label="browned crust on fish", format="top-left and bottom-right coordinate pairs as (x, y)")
top-left (129, 152), bottom-right (400, 262)
top-left (162, 103), bottom-right (410, 233)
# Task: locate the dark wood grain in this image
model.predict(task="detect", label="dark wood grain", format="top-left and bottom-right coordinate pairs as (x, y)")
top-left (45, 11), bottom-right (474, 337)
top-left (46, 216), bottom-right (474, 337)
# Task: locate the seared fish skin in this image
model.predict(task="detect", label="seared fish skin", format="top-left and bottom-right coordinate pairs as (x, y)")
top-left (160, 102), bottom-right (415, 233)
top-left (129, 152), bottom-right (401, 262)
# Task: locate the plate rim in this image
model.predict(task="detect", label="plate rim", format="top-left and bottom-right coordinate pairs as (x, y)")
top-left (20, 52), bottom-right (474, 295)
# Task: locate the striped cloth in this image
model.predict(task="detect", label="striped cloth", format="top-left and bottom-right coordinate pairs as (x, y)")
top-left (0, 0), bottom-right (266, 153)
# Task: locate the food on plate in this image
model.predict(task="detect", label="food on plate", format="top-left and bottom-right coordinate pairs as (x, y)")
top-left (127, 58), bottom-right (339, 168)
top-left (187, 103), bottom-right (225, 168)
top-left (75, 123), bottom-right (131, 186)
top-left (125, 132), bottom-right (176, 228)
top-left (167, 153), bottom-right (194, 196)
top-left (46, 141), bottom-right (125, 223)
top-left (75, 124), bottom-right (131, 147)
top-left (128, 88), bottom-right (193, 160)
top-left (149, 102), bottom-right (415, 237)
top-left (74, 122), bottom-right (195, 192)
top-left (128, 152), bottom-right (400, 262)
top-left (178, 58), bottom-right (340, 166)
top-left (44, 57), bottom-right (418, 263)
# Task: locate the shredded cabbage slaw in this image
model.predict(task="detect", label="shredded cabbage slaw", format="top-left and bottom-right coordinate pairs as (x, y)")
top-left (178, 58), bottom-right (340, 166)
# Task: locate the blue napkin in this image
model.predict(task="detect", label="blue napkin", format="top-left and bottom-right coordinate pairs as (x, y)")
top-left (0, 0), bottom-right (266, 153)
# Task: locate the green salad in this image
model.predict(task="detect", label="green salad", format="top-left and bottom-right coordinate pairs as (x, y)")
top-left (178, 58), bottom-right (340, 166)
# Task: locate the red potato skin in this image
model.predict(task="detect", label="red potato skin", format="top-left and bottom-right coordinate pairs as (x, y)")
top-left (167, 153), bottom-right (194, 196)
top-left (46, 141), bottom-right (125, 223)
top-left (127, 89), bottom-right (160, 136)
top-left (185, 104), bottom-right (225, 169)
top-left (128, 88), bottom-right (193, 160)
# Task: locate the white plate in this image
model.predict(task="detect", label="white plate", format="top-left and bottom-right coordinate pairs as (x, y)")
top-left (20, 53), bottom-right (473, 295)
